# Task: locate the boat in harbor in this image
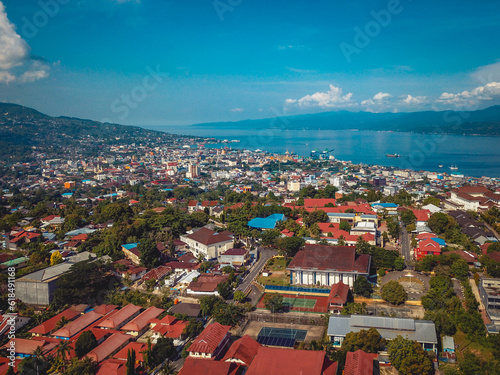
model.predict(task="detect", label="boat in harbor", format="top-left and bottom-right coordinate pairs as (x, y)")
top-left (438, 165), bottom-right (443, 168)
top-left (386, 154), bottom-right (400, 158)
top-left (449, 165), bottom-right (458, 170)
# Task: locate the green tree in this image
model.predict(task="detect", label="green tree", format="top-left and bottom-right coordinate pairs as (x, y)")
top-left (138, 237), bottom-right (161, 268)
top-left (353, 276), bottom-right (373, 297)
top-left (217, 281), bottom-right (233, 300)
top-left (339, 221), bottom-right (351, 232)
top-left (199, 295), bottom-right (223, 316)
top-left (74, 330), bottom-right (97, 358)
top-left (381, 280), bottom-right (407, 305)
top-left (387, 336), bottom-right (433, 375)
top-left (277, 236), bottom-right (305, 258)
top-left (451, 258), bottom-right (469, 280)
top-left (212, 303), bottom-right (245, 326)
top-left (126, 348), bottom-right (136, 375)
top-left (63, 357), bottom-right (98, 375)
top-left (233, 290), bottom-right (246, 303)
top-left (400, 210), bottom-right (417, 226)
top-left (341, 328), bottom-right (385, 353)
top-left (341, 302), bottom-right (367, 316)
top-left (264, 293), bottom-right (284, 313)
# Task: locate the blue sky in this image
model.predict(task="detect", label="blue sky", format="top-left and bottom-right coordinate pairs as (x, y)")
top-left (0, 0), bottom-right (499, 125)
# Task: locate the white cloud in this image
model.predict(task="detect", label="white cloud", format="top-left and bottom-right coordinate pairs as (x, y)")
top-left (285, 84), bottom-right (354, 109)
top-left (402, 95), bottom-right (429, 106)
top-left (0, 2), bottom-right (50, 84)
top-left (361, 92), bottom-right (393, 112)
top-left (437, 82), bottom-right (500, 107)
top-left (0, 1), bottom-right (29, 70)
top-left (230, 107), bottom-right (244, 112)
top-left (0, 71), bottom-right (15, 83)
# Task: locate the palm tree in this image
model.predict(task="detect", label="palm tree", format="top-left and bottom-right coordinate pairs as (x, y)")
top-left (160, 360), bottom-right (177, 375)
top-left (55, 316), bottom-right (69, 329)
top-left (56, 340), bottom-right (73, 365)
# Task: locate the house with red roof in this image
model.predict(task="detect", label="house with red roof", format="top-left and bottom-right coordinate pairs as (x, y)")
top-left (180, 227), bottom-right (234, 260)
top-left (245, 347), bottom-right (337, 375)
top-left (188, 322), bottom-right (231, 360)
top-left (29, 307), bottom-right (80, 337)
top-left (120, 306), bottom-right (164, 336)
top-left (149, 315), bottom-right (188, 345)
top-left (327, 281), bottom-right (350, 314)
top-left (95, 304), bottom-right (142, 330)
top-left (86, 332), bottom-right (130, 363)
top-left (179, 358), bottom-right (241, 375)
top-left (51, 311), bottom-right (104, 340)
top-left (303, 199), bottom-right (336, 208)
top-left (187, 273), bottom-right (229, 296)
top-left (96, 359), bottom-right (127, 375)
top-left (344, 349), bottom-right (376, 375)
top-left (1, 338), bottom-right (53, 358)
top-left (187, 200), bottom-right (200, 212)
top-left (411, 209), bottom-right (431, 225)
top-left (415, 238), bottom-right (442, 260)
top-left (287, 245), bottom-right (371, 287)
top-left (113, 341), bottom-right (149, 365)
top-left (112, 259), bottom-right (147, 281)
top-left (222, 335), bottom-right (261, 368)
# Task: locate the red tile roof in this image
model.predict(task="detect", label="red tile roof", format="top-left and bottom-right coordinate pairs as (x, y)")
top-left (113, 341), bottom-right (149, 362)
top-left (344, 350), bottom-right (375, 375)
top-left (179, 358), bottom-right (240, 375)
top-left (185, 228), bottom-right (233, 246)
top-left (288, 245), bottom-right (370, 274)
top-left (188, 274), bottom-right (229, 293)
top-left (304, 199), bottom-right (336, 207)
top-left (86, 332), bottom-right (130, 363)
top-left (188, 322), bottom-right (231, 355)
top-left (97, 359), bottom-right (127, 375)
top-left (327, 281), bottom-right (350, 305)
top-left (29, 307), bottom-right (80, 335)
top-left (52, 311), bottom-right (103, 338)
top-left (246, 347), bottom-right (337, 375)
top-left (411, 209), bottom-right (431, 222)
top-left (2, 338), bottom-right (47, 355)
top-left (142, 265), bottom-right (172, 281)
top-left (222, 335), bottom-right (261, 367)
top-left (96, 304), bottom-right (142, 329)
top-left (120, 307), bottom-right (164, 333)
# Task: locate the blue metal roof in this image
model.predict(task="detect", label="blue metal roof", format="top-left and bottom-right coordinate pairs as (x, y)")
top-left (122, 243), bottom-right (138, 250)
top-left (431, 238), bottom-right (446, 246)
top-left (248, 218), bottom-right (278, 229)
top-left (371, 203), bottom-right (398, 208)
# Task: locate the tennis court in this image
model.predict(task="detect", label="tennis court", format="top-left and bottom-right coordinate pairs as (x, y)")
top-left (283, 296), bottom-right (317, 309)
top-left (257, 327), bottom-right (308, 347)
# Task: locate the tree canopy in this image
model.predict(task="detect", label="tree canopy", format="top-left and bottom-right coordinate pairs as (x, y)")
top-left (387, 336), bottom-right (433, 375)
top-left (380, 280), bottom-right (407, 305)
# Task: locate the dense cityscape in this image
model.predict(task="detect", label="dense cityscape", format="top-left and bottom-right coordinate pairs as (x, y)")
top-left (0, 122), bottom-right (499, 374)
top-left (1, 0), bottom-right (500, 374)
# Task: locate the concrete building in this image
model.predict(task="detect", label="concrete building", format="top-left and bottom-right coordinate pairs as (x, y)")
top-left (16, 252), bottom-right (96, 305)
top-left (327, 315), bottom-right (438, 354)
top-left (287, 245), bottom-right (371, 288)
top-left (479, 278), bottom-right (500, 332)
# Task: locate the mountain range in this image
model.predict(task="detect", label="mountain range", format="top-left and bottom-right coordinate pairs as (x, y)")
top-left (192, 105), bottom-right (500, 136)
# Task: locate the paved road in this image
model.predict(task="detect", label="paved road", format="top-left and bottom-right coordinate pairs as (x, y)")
top-left (400, 223), bottom-right (412, 269)
top-left (236, 247), bottom-right (277, 294)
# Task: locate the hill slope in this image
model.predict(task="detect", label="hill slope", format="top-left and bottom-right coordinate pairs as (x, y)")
top-left (0, 103), bottom-right (179, 163)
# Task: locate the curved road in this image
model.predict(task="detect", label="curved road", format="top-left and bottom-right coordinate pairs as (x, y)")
top-left (236, 247), bottom-right (277, 295)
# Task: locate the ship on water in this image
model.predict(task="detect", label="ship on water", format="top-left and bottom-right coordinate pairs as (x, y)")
top-left (449, 165), bottom-right (458, 170)
top-left (386, 153), bottom-right (400, 158)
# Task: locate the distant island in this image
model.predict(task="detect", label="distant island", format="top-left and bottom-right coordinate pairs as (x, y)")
top-left (191, 105), bottom-right (500, 137)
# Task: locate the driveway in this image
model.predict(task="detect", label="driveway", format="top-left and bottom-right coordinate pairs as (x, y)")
top-left (236, 247), bottom-right (277, 294)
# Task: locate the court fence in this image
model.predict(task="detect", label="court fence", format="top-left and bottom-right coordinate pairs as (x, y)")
top-left (246, 311), bottom-right (325, 326)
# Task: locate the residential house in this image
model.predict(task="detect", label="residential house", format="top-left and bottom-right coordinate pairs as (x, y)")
top-left (180, 228), bottom-right (234, 260)
top-left (344, 349), bottom-right (376, 375)
top-left (222, 335), bottom-right (261, 368)
top-left (218, 248), bottom-right (249, 267)
top-left (327, 281), bottom-right (350, 314)
top-left (179, 358), bottom-right (241, 375)
top-left (188, 322), bottom-right (231, 360)
top-left (121, 243), bottom-right (140, 265)
top-left (120, 306), bottom-right (164, 336)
